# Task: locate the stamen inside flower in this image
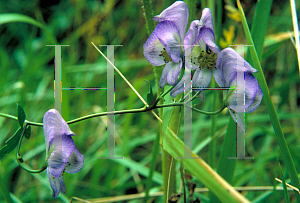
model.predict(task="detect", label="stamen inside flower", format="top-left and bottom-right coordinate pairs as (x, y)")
top-left (159, 48), bottom-right (172, 63)
top-left (194, 49), bottom-right (217, 69)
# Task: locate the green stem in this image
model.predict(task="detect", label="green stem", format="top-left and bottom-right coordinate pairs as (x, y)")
top-left (0, 103), bottom-right (226, 128)
top-left (141, 0), bottom-right (155, 36)
top-left (216, 0), bottom-right (222, 46)
top-left (16, 124), bottom-right (48, 173)
top-left (156, 103), bottom-right (226, 115)
top-left (140, 2), bottom-right (175, 201)
top-left (67, 107), bottom-right (146, 124)
top-left (209, 79), bottom-right (217, 169)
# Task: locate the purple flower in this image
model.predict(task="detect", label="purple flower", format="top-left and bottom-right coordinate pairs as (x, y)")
top-left (43, 109), bottom-right (84, 198)
top-left (218, 48), bottom-right (263, 131)
top-left (170, 8), bottom-right (224, 98)
top-left (143, 1), bottom-right (189, 88)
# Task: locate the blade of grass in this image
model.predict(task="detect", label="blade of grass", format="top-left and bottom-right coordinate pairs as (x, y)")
top-left (209, 118), bottom-right (237, 203)
top-left (163, 122), bottom-right (250, 203)
top-left (246, 0), bottom-right (273, 62)
top-left (278, 163), bottom-right (291, 203)
top-left (162, 94), bottom-right (176, 202)
top-left (0, 13), bottom-right (56, 44)
top-left (237, 0), bottom-right (300, 200)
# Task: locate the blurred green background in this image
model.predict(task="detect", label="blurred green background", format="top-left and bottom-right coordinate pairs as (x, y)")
top-left (0, 0), bottom-right (300, 202)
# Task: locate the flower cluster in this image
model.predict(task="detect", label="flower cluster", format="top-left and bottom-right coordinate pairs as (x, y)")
top-left (43, 109), bottom-right (84, 198)
top-left (143, 1), bottom-right (263, 130)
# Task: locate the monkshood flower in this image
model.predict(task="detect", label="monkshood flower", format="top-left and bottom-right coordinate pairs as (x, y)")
top-left (43, 109), bottom-right (84, 198)
top-left (218, 48), bottom-right (263, 131)
top-left (143, 1), bottom-right (190, 88)
top-left (170, 8), bottom-right (224, 98)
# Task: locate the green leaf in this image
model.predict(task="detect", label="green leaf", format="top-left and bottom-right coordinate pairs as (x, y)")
top-left (144, 80), bottom-right (154, 105)
top-left (24, 125), bottom-right (31, 139)
top-left (279, 163), bottom-right (291, 203)
top-left (17, 103), bottom-right (26, 128)
top-left (0, 127), bottom-right (22, 159)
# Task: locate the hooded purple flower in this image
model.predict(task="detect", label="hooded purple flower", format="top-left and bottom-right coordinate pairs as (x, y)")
top-left (218, 48), bottom-right (263, 131)
top-left (143, 1), bottom-right (191, 88)
top-left (170, 8), bottom-right (224, 98)
top-left (43, 109), bottom-right (84, 198)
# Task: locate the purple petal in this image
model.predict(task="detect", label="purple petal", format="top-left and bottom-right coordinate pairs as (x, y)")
top-left (184, 20), bottom-right (200, 49)
top-left (159, 61), bottom-right (182, 88)
top-left (246, 83), bottom-right (263, 113)
top-left (143, 31), bottom-right (166, 66)
top-left (200, 28), bottom-right (219, 54)
top-left (218, 48), bottom-right (258, 85)
top-left (212, 67), bottom-right (225, 87)
top-left (199, 8), bottom-right (214, 31)
top-left (228, 109), bottom-right (245, 132)
top-left (227, 72), bottom-right (258, 112)
top-left (47, 168), bottom-right (61, 198)
top-left (154, 21), bottom-right (181, 63)
top-left (170, 76), bottom-right (184, 97)
top-left (48, 135), bottom-right (75, 177)
top-left (152, 1), bottom-right (189, 42)
top-left (192, 68), bottom-right (212, 89)
top-left (43, 109), bottom-right (75, 154)
top-left (65, 147), bottom-right (84, 174)
top-left (58, 175), bottom-right (66, 194)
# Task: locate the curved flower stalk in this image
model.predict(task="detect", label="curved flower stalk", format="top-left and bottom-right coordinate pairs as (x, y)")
top-left (218, 48), bottom-right (263, 131)
top-left (43, 109), bottom-right (84, 198)
top-left (170, 8), bottom-right (224, 98)
top-left (143, 1), bottom-right (193, 88)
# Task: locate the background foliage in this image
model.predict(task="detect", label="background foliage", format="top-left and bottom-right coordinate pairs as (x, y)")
top-left (0, 0), bottom-right (299, 202)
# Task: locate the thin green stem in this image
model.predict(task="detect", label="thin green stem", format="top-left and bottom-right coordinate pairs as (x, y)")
top-left (156, 103), bottom-right (226, 115)
top-left (16, 123), bottom-right (48, 173)
top-left (209, 79), bottom-right (217, 169)
top-left (1, 102), bottom-right (226, 129)
top-left (67, 107), bottom-right (146, 124)
top-left (191, 91), bottom-right (201, 101)
top-left (0, 113), bottom-right (43, 126)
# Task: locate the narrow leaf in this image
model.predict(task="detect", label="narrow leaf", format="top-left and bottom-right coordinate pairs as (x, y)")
top-left (0, 127), bottom-right (22, 158)
top-left (144, 79), bottom-right (154, 105)
top-left (279, 163), bottom-right (291, 203)
top-left (17, 103), bottom-right (26, 128)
